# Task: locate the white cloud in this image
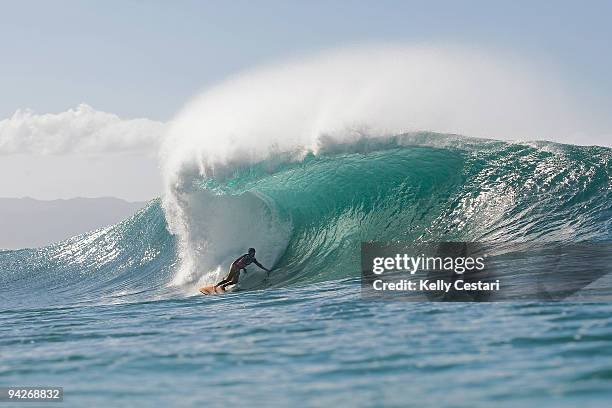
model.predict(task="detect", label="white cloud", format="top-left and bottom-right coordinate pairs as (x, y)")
top-left (0, 104), bottom-right (167, 155)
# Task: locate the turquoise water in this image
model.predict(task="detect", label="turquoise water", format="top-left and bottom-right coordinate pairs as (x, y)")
top-left (3, 284), bottom-right (612, 407)
top-left (1, 134), bottom-right (611, 406)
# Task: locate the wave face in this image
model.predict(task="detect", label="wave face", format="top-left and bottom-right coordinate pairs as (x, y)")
top-left (1, 201), bottom-right (177, 308)
top-left (3, 133), bottom-right (609, 308)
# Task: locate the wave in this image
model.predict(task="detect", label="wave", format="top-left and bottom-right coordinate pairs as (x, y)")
top-left (165, 133), bottom-right (611, 290)
top-left (1, 200), bottom-right (176, 308)
top-left (156, 45), bottom-right (608, 297)
top-left (3, 46), bottom-right (610, 309)
top-left (2, 133), bottom-right (609, 308)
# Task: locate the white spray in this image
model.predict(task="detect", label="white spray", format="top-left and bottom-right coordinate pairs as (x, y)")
top-left (160, 44), bottom-right (588, 289)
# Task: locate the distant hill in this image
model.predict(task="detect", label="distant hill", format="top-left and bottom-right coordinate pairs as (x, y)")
top-left (0, 197), bottom-right (148, 250)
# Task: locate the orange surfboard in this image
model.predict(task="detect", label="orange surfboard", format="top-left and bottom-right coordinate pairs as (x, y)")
top-left (199, 285), bottom-right (235, 295)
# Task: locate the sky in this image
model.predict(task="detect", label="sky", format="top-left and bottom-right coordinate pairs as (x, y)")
top-left (1, 0), bottom-right (611, 200)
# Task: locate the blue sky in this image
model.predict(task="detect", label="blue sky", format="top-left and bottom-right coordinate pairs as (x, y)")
top-left (1, 0), bottom-right (611, 200)
top-left (2, 0), bottom-right (612, 120)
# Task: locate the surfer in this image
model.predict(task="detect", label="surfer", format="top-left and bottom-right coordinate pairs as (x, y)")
top-left (215, 248), bottom-right (271, 291)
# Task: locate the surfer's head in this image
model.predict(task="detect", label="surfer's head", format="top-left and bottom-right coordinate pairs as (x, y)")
top-left (248, 248), bottom-right (256, 255)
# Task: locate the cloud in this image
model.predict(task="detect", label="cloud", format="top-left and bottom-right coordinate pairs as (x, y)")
top-left (0, 104), bottom-right (167, 155)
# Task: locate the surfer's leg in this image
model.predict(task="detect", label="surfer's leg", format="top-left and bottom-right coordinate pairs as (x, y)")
top-left (220, 279), bottom-right (238, 291)
top-left (219, 274), bottom-right (239, 289)
top-left (216, 264), bottom-right (239, 287)
top-left (215, 277), bottom-right (231, 287)
top-left (217, 266), bottom-right (240, 289)
top-left (222, 268), bottom-right (243, 289)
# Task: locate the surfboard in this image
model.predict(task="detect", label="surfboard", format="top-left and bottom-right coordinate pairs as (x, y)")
top-left (199, 284), bottom-right (235, 295)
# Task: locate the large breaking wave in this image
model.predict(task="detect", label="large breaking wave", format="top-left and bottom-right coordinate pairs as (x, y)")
top-left (163, 134), bottom-right (611, 290)
top-left (2, 46), bottom-right (610, 309)
top-left (2, 134), bottom-right (610, 308)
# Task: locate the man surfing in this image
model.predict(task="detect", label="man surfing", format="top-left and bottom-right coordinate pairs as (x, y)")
top-left (215, 248), bottom-right (271, 291)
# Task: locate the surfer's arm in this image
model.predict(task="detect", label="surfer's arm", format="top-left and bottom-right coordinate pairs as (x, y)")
top-left (253, 259), bottom-right (271, 272)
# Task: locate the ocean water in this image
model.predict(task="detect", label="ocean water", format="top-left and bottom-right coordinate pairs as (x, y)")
top-left (1, 134), bottom-right (611, 406)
